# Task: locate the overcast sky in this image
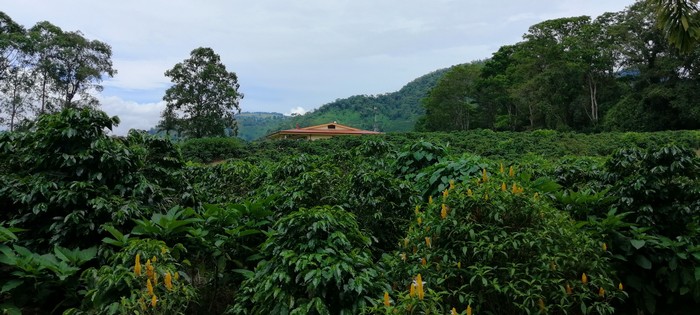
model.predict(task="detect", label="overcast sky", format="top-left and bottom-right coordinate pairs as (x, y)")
top-left (1, 0), bottom-right (634, 134)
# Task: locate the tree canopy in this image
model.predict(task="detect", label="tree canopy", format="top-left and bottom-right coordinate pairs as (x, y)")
top-left (160, 47), bottom-right (243, 138)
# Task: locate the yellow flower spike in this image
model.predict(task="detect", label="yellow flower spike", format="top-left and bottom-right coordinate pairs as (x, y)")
top-left (416, 274), bottom-right (424, 300)
top-left (425, 237), bottom-right (431, 248)
top-left (383, 291), bottom-right (391, 307)
top-left (467, 189), bottom-right (473, 197)
top-left (409, 282), bottom-right (416, 297)
top-left (511, 183), bottom-right (518, 193)
top-left (565, 284), bottom-right (572, 295)
top-left (443, 189), bottom-right (449, 200)
top-left (602, 243), bottom-right (608, 251)
top-left (466, 305), bottom-right (472, 315)
top-left (134, 254), bottom-right (142, 276)
top-left (152, 256), bottom-right (157, 263)
top-left (484, 193), bottom-right (489, 201)
top-left (501, 182), bottom-right (506, 191)
top-left (509, 166), bottom-right (515, 177)
top-left (599, 287), bottom-right (605, 298)
top-left (153, 272), bottom-right (158, 286)
top-left (449, 179), bottom-right (455, 190)
top-left (500, 163), bottom-right (505, 174)
top-left (145, 259), bottom-right (153, 279)
top-left (160, 246), bottom-right (167, 255)
top-left (417, 217), bottom-right (422, 225)
top-left (146, 279), bottom-right (154, 295)
top-left (415, 205), bottom-right (421, 215)
top-left (421, 257), bottom-right (427, 266)
top-left (400, 253), bottom-right (407, 262)
top-left (533, 192), bottom-right (540, 200)
top-left (428, 196), bottom-right (433, 204)
top-left (482, 169), bottom-right (488, 182)
top-left (457, 261), bottom-right (461, 269)
top-left (538, 298), bottom-right (545, 312)
top-left (451, 307), bottom-right (458, 315)
top-left (618, 282), bottom-right (624, 291)
top-left (582, 273), bottom-right (588, 285)
top-left (441, 204), bottom-right (448, 219)
top-left (174, 271), bottom-right (179, 281)
top-left (404, 238), bottom-right (409, 248)
top-left (165, 272), bottom-right (173, 291)
top-left (151, 294), bottom-right (157, 308)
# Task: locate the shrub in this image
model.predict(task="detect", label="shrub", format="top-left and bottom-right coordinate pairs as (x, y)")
top-left (231, 206), bottom-right (386, 314)
top-left (385, 166), bottom-right (625, 314)
top-left (179, 137), bottom-right (245, 163)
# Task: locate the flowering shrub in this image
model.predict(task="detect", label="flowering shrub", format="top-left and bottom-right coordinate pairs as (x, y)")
top-left (384, 166), bottom-right (626, 314)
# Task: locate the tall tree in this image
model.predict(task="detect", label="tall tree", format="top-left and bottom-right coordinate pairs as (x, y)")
top-left (162, 47), bottom-right (243, 138)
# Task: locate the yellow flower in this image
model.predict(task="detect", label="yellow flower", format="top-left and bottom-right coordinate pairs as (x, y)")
top-left (174, 272), bottom-right (180, 281)
top-left (165, 272), bottom-right (173, 291)
top-left (428, 196), bottom-right (433, 204)
top-left (151, 294), bottom-right (157, 308)
top-left (449, 179), bottom-right (455, 190)
top-left (501, 182), bottom-right (506, 191)
top-left (134, 254), bottom-right (142, 276)
top-left (425, 237), bottom-right (431, 248)
top-left (533, 192), bottom-right (540, 199)
top-left (152, 256), bottom-right (157, 263)
top-left (482, 169), bottom-right (488, 182)
top-left (500, 163), bottom-right (505, 174)
top-left (599, 287), bottom-right (605, 298)
top-left (145, 259), bottom-right (154, 280)
top-left (160, 246), bottom-right (167, 255)
top-left (467, 189), bottom-right (473, 197)
top-left (602, 243), bottom-right (608, 251)
top-left (404, 238), bottom-right (409, 248)
top-left (153, 272), bottom-right (158, 286)
top-left (383, 291), bottom-right (391, 307)
top-left (415, 205), bottom-right (421, 215)
top-left (565, 284), bottom-right (572, 295)
top-left (618, 282), bottom-right (624, 291)
top-left (400, 253), bottom-right (407, 262)
top-left (416, 274), bottom-right (424, 300)
top-left (409, 282), bottom-right (416, 297)
top-left (538, 298), bottom-right (545, 312)
top-left (417, 217), bottom-right (422, 225)
top-left (484, 193), bottom-right (489, 201)
top-left (466, 305), bottom-right (472, 315)
top-left (509, 166), bottom-right (515, 177)
top-left (582, 273), bottom-right (588, 285)
top-left (146, 279), bottom-right (154, 295)
top-left (511, 183), bottom-right (518, 193)
top-left (441, 204), bottom-right (448, 219)
top-left (443, 189), bottom-right (449, 200)
top-left (451, 307), bottom-right (458, 315)
top-left (421, 257), bottom-right (427, 266)
top-left (457, 261), bottom-right (461, 269)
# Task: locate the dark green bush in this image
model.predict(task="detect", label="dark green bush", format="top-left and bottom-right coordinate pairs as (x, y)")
top-left (179, 137), bottom-right (245, 163)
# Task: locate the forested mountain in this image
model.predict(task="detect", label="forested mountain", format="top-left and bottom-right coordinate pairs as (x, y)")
top-left (237, 68), bottom-right (449, 140)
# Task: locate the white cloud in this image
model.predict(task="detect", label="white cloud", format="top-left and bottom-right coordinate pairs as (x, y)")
top-left (99, 96), bottom-right (165, 135)
top-left (285, 106), bottom-right (308, 116)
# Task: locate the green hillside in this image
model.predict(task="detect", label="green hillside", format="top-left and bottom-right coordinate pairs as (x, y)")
top-left (236, 67), bottom-right (449, 140)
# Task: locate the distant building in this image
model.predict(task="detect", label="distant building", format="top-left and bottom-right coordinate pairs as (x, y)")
top-left (267, 122), bottom-right (381, 140)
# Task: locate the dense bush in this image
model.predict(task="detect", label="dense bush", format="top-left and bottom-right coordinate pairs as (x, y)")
top-left (383, 165), bottom-right (625, 314)
top-left (231, 206), bottom-right (386, 314)
top-left (179, 137), bottom-right (245, 163)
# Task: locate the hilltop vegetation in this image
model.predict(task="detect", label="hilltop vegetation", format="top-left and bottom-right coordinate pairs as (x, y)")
top-left (236, 68), bottom-right (449, 140)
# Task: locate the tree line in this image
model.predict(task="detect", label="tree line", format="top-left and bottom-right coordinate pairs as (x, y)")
top-left (418, 0), bottom-right (700, 132)
top-left (0, 12), bottom-right (115, 131)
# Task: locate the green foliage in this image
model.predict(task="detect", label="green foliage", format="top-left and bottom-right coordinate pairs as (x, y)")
top-left (66, 239), bottom-right (197, 315)
top-left (232, 206), bottom-right (387, 315)
top-left (179, 137), bottom-right (245, 163)
top-left (161, 47), bottom-right (243, 138)
top-left (601, 146), bottom-right (700, 314)
top-left (387, 166), bottom-right (625, 314)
